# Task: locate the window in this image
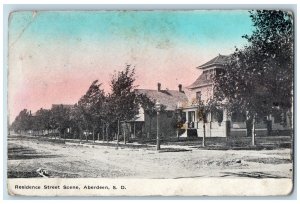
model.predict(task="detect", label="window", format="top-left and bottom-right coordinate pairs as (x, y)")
top-left (188, 111), bottom-right (195, 123)
top-left (212, 109), bottom-right (223, 123)
top-left (231, 111), bottom-right (246, 122)
top-left (181, 112), bottom-right (187, 123)
top-left (188, 111), bottom-right (196, 128)
top-left (196, 91), bottom-right (202, 100)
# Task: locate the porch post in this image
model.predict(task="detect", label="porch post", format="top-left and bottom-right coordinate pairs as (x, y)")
top-left (223, 108), bottom-right (228, 121)
top-left (252, 116), bottom-right (256, 146)
top-left (186, 111), bottom-right (189, 127)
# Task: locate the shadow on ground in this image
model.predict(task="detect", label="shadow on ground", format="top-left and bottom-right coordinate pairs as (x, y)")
top-left (158, 148), bottom-right (192, 153)
top-left (7, 170), bottom-right (41, 178)
top-left (8, 145), bottom-right (58, 160)
top-left (221, 171), bottom-right (288, 179)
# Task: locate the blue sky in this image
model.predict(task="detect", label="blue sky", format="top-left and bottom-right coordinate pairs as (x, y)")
top-left (9, 10), bottom-right (254, 122)
top-left (9, 10), bottom-right (253, 49)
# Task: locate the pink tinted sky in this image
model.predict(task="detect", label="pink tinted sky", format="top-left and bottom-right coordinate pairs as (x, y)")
top-left (8, 11), bottom-right (253, 123)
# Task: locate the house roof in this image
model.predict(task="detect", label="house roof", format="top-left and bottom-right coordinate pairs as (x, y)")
top-left (135, 89), bottom-right (188, 111)
top-left (197, 54), bottom-right (229, 69)
top-left (187, 54), bottom-right (229, 89)
top-left (187, 73), bottom-right (213, 89)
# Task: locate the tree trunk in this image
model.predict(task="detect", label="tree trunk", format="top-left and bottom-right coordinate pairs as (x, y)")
top-left (156, 112), bottom-right (160, 150)
top-left (125, 124), bottom-right (130, 143)
top-left (124, 131), bottom-right (126, 144)
top-left (177, 129), bottom-right (179, 141)
top-left (79, 128), bottom-right (82, 142)
top-left (102, 126), bottom-right (105, 142)
top-left (93, 128), bottom-right (95, 143)
top-left (123, 130), bottom-right (125, 145)
top-left (133, 122), bottom-right (136, 139)
top-left (252, 117), bottom-right (256, 146)
top-left (117, 120), bottom-right (120, 148)
top-left (106, 124), bottom-right (109, 143)
top-left (97, 133), bottom-right (100, 141)
top-left (202, 122), bottom-right (206, 147)
top-left (149, 117), bottom-right (152, 138)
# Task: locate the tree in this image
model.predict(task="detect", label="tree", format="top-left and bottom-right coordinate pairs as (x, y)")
top-left (77, 80), bottom-right (106, 142)
top-left (50, 105), bottom-right (71, 139)
top-left (170, 109), bottom-right (185, 141)
top-left (34, 108), bottom-right (51, 136)
top-left (110, 65), bottom-right (139, 144)
top-left (70, 104), bottom-right (86, 141)
top-left (197, 100), bottom-right (208, 147)
top-left (11, 109), bottom-right (33, 134)
top-left (213, 10), bottom-right (293, 145)
top-left (102, 94), bottom-right (117, 142)
top-left (136, 93), bottom-right (167, 143)
top-left (136, 93), bottom-right (156, 138)
top-left (244, 10), bottom-right (293, 112)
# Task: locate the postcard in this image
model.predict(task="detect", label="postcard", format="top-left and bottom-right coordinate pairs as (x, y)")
top-left (7, 10), bottom-right (294, 196)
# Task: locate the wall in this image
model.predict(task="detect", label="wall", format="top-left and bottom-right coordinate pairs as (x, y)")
top-left (196, 121), bottom-right (228, 137)
top-left (143, 111), bottom-right (177, 139)
top-left (190, 85), bottom-right (213, 104)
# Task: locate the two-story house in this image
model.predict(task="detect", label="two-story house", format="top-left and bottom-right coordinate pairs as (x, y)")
top-left (178, 54), bottom-right (292, 138)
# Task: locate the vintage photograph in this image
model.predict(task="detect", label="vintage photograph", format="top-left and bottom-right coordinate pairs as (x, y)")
top-left (7, 10), bottom-right (294, 196)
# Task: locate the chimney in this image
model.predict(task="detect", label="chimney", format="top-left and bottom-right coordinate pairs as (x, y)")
top-left (178, 84), bottom-right (183, 92)
top-left (157, 83), bottom-right (161, 92)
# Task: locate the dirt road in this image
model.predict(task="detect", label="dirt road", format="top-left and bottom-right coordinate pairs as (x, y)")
top-left (7, 135), bottom-right (293, 179)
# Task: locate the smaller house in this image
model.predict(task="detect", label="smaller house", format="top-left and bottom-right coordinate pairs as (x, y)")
top-left (126, 83), bottom-right (188, 139)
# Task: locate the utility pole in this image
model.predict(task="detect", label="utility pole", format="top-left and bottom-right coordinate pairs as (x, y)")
top-left (155, 101), bottom-right (161, 151)
top-left (252, 114), bottom-right (256, 146)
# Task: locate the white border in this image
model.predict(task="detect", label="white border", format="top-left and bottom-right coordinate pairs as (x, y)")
top-left (1, 1), bottom-right (299, 203)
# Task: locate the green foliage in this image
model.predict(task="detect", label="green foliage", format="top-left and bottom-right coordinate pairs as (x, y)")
top-left (77, 80), bottom-right (106, 131)
top-left (50, 105), bottom-right (71, 135)
top-left (110, 65), bottom-right (139, 122)
top-left (136, 93), bottom-right (156, 116)
top-left (70, 103), bottom-right (86, 133)
top-left (136, 93), bottom-right (167, 115)
top-left (213, 10), bottom-right (293, 118)
top-left (170, 109), bottom-right (185, 129)
top-left (33, 108), bottom-right (52, 131)
top-left (197, 100), bottom-right (208, 123)
top-left (11, 109), bottom-right (32, 132)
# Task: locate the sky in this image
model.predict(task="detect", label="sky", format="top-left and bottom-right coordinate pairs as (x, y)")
top-left (8, 10), bottom-right (253, 123)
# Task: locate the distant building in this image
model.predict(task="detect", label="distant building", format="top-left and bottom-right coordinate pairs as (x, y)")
top-left (51, 104), bottom-right (74, 109)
